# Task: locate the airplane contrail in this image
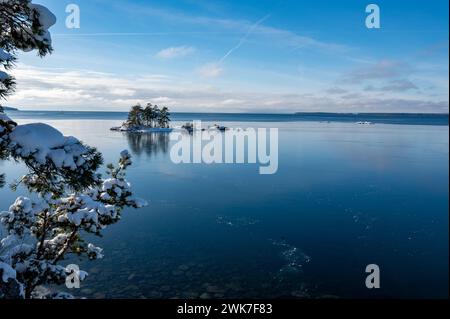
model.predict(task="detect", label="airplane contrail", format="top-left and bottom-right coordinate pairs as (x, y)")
top-left (219, 14), bottom-right (271, 64)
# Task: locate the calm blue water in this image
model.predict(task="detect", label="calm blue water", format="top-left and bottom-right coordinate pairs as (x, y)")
top-left (0, 112), bottom-right (448, 299)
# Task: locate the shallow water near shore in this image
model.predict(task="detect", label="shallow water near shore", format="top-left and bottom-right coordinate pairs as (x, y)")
top-left (0, 113), bottom-right (448, 299)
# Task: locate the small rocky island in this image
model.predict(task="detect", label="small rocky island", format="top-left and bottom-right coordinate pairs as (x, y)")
top-left (111, 103), bottom-right (173, 132)
top-left (112, 103), bottom-right (230, 133)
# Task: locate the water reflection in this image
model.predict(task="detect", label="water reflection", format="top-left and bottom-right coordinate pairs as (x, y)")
top-left (125, 132), bottom-right (170, 157)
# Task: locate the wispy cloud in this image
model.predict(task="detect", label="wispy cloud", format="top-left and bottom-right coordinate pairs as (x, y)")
top-left (326, 87), bottom-right (348, 95)
top-left (344, 60), bottom-right (412, 83)
top-left (365, 79), bottom-right (418, 92)
top-left (156, 46), bottom-right (196, 59)
top-left (120, 3), bottom-right (348, 53)
top-left (7, 64), bottom-right (448, 113)
top-left (196, 63), bottom-right (223, 78)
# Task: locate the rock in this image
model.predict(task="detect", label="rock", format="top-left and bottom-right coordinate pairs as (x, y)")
top-left (29, 285), bottom-right (52, 299)
top-left (183, 291), bottom-right (199, 299)
top-left (200, 293), bottom-right (211, 299)
top-left (318, 295), bottom-right (340, 299)
top-left (93, 293), bottom-right (106, 299)
top-left (178, 265), bottom-right (190, 271)
top-left (148, 291), bottom-right (163, 298)
top-left (206, 285), bottom-right (224, 294)
top-left (291, 290), bottom-right (309, 298)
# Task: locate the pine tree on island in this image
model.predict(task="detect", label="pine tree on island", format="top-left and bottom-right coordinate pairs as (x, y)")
top-left (120, 103), bottom-right (172, 131)
top-left (127, 103), bottom-right (144, 126)
top-left (158, 106), bottom-right (171, 128)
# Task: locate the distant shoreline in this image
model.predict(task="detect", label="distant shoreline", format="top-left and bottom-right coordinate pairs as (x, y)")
top-left (6, 109), bottom-right (449, 115)
top-left (5, 109), bottom-right (449, 126)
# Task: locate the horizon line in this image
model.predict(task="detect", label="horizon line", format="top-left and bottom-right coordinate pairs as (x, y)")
top-left (4, 108), bottom-right (449, 116)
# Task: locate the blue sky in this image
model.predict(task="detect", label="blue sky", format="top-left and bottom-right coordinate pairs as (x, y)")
top-left (9, 0), bottom-right (449, 113)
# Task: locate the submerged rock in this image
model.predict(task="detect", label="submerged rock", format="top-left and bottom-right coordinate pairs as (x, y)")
top-left (178, 264), bottom-right (190, 271)
top-left (93, 292), bottom-right (106, 299)
top-left (199, 292), bottom-right (211, 299)
top-left (206, 285), bottom-right (225, 294)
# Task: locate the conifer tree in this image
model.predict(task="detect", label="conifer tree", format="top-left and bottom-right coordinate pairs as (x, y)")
top-left (142, 103), bottom-right (154, 127)
top-left (0, 1), bottom-right (147, 299)
top-left (158, 106), bottom-right (171, 128)
top-left (127, 104), bottom-right (144, 126)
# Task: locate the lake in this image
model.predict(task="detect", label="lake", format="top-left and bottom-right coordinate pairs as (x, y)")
top-left (0, 111), bottom-right (448, 299)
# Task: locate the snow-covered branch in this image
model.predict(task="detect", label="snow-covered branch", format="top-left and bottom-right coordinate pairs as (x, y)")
top-left (0, 137), bottom-right (147, 298)
top-left (1, 1), bottom-right (148, 299)
top-left (1, 0), bottom-right (56, 99)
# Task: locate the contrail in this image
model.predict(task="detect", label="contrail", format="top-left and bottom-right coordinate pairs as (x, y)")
top-left (218, 14), bottom-right (270, 64)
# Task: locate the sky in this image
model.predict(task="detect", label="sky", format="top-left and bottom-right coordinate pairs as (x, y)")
top-left (6, 0), bottom-right (450, 113)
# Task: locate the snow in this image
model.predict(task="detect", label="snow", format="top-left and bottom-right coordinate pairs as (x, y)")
top-left (0, 71), bottom-right (9, 81)
top-left (102, 178), bottom-right (128, 192)
top-left (100, 193), bottom-right (111, 201)
top-left (44, 234), bottom-right (68, 248)
top-left (0, 112), bottom-right (12, 122)
top-left (10, 123), bottom-right (65, 151)
top-left (0, 49), bottom-right (12, 62)
top-left (28, 4), bottom-right (57, 30)
top-left (51, 292), bottom-right (75, 299)
top-left (67, 208), bottom-right (99, 227)
top-left (1, 196), bottom-right (37, 223)
top-left (87, 244), bottom-right (103, 259)
top-left (4, 244), bottom-right (34, 258)
top-left (8, 123), bottom-right (87, 169)
top-left (0, 1), bottom-right (152, 299)
top-left (78, 270), bottom-right (89, 281)
top-left (0, 262), bottom-right (16, 283)
top-left (133, 197), bottom-right (149, 208)
top-left (1, 234), bottom-right (18, 247)
top-left (24, 4), bottom-right (56, 47)
top-left (1, 111), bottom-right (148, 298)
top-left (0, 38), bottom-right (13, 87)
